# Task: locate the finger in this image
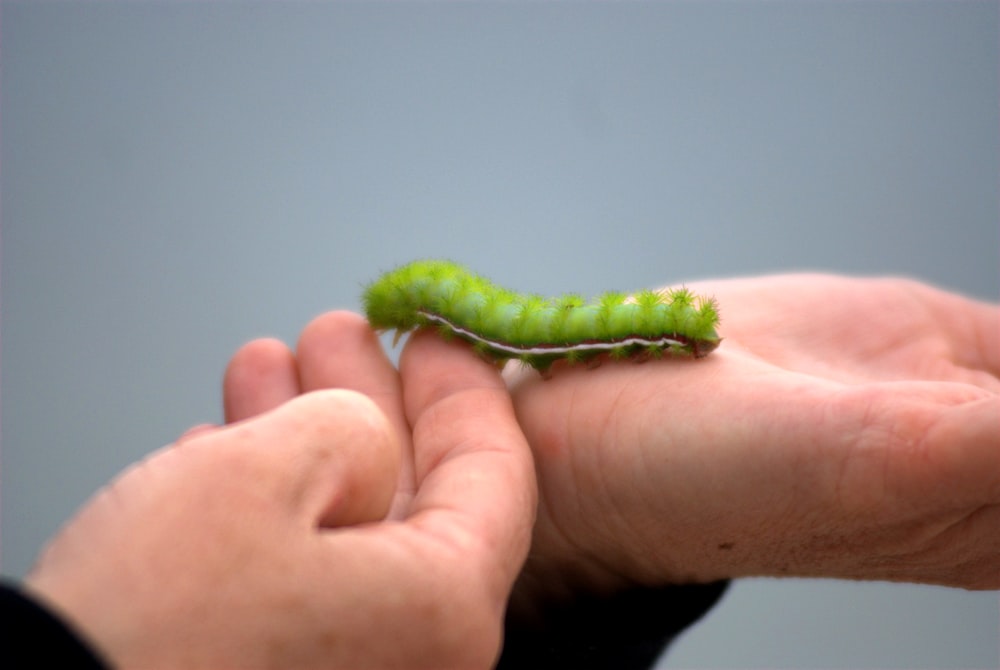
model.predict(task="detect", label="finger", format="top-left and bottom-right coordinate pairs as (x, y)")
top-left (955, 300), bottom-right (1000, 381)
top-left (296, 311), bottom-right (402, 405)
top-left (922, 285), bottom-right (1000, 381)
top-left (174, 423), bottom-right (220, 445)
top-left (881, 395), bottom-right (1000, 589)
top-left (213, 389), bottom-right (401, 528)
top-left (297, 311), bottom-right (415, 515)
top-left (399, 329), bottom-right (537, 602)
top-left (223, 338), bottom-right (300, 423)
top-left (919, 396), bottom-right (1000, 505)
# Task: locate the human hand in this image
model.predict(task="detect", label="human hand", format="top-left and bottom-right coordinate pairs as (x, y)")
top-left (504, 274), bottom-right (999, 600)
top-left (26, 313), bottom-right (536, 669)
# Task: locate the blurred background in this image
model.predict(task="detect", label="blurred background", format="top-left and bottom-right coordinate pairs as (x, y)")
top-left (2, 2), bottom-right (997, 667)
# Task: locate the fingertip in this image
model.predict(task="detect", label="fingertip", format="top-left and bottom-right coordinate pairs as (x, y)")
top-left (297, 310), bottom-right (374, 355)
top-left (174, 423), bottom-right (220, 445)
top-left (295, 310), bottom-right (398, 394)
top-left (294, 387), bottom-right (396, 445)
top-left (282, 389), bottom-right (402, 528)
top-left (223, 337), bottom-right (299, 422)
top-left (226, 337), bottom-right (294, 374)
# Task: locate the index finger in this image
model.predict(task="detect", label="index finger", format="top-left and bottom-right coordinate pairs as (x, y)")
top-left (399, 330), bottom-right (537, 602)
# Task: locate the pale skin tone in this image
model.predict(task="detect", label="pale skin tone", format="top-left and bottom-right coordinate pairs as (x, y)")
top-left (23, 273), bottom-right (999, 668)
top-left (27, 323), bottom-right (536, 669)
top-left (504, 274), bottom-right (1000, 605)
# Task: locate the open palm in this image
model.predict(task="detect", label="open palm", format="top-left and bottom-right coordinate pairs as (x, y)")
top-left (505, 274), bottom-right (999, 595)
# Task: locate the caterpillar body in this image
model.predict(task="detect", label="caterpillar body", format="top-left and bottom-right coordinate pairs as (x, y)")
top-left (363, 259), bottom-right (720, 373)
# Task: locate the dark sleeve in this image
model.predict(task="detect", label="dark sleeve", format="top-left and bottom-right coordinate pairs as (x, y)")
top-left (1, 580), bottom-right (110, 669)
top-left (496, 580), bottom-right (728, 670)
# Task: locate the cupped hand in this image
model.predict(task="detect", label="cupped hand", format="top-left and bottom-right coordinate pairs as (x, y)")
top-left (504, 274), bottom-right (999, 596)
top-left (27, 312), bottom-right (536, 669)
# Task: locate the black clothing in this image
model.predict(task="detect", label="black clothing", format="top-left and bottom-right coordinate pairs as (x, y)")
top-left (497, 580), bottom-right (729, 669)
top-left (2, 578), bottom-right (727, 669)
top-left (1, 580), bottom-right (108, 668)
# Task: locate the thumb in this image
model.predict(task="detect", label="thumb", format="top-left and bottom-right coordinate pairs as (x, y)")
top-left (214, 388), bottom-right (402, 528)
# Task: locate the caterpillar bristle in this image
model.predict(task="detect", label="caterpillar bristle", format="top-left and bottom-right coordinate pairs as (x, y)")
top-left (362, 260), bottom-right (720, 376)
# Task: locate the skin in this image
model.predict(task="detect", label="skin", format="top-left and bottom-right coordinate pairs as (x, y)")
top-left (26, 317), bottom-right (536, 669)
top-left (21, 273), bottom-right (998, 667)
top-left (502, 274), bottom-right (1000, 609)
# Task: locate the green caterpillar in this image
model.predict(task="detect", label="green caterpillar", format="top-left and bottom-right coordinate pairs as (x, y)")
top-left (363, 259), bottom-right (720, 373)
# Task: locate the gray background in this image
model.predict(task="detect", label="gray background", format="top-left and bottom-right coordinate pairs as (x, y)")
top-left (2, 1), bottom-right (997, 667)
